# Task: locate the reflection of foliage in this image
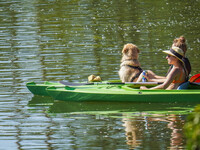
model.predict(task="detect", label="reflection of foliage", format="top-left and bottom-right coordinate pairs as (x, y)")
top-left (184, 105), bottom-right (200, 150)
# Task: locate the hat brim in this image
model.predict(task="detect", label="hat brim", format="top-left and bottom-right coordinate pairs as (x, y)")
top-left (163, 50), bottom-right (183, 63)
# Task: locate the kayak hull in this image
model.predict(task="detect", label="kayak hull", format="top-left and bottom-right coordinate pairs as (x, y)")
top-left (46, 85), bottom-right (200, 103)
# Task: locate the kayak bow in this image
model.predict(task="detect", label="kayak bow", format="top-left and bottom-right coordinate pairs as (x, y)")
top-left (26, 81), bottom-right (64, 96)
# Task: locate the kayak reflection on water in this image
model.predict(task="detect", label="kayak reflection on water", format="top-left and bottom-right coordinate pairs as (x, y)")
top-left (29, 97), bottom-right (195, 149)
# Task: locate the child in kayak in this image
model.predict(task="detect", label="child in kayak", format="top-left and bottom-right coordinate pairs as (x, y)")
top-left (140, 46), bottom-right (187, 90)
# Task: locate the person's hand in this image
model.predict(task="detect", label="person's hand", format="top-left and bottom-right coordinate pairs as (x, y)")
top-left (143, 74), bottom-right (150, 81)
top-left (140, 86), bottom-right (148, 89)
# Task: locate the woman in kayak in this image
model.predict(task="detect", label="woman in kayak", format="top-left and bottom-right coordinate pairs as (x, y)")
top-left (137, 36), bottom-right (191, 83)
top-left (140, 46), bottom-right (187, 90)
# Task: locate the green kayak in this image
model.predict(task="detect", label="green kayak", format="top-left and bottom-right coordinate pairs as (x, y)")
top-left (26, 81), bottom-right (159, 96)
top-left (26, 81), bottom-right (200, 103)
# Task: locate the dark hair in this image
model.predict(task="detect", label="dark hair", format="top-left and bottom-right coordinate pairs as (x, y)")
top-left (182, 57), bottom-right (191, 77)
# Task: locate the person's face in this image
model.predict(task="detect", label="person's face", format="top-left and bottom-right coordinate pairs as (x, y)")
top-left (166, 54), bottom-right (178, 65)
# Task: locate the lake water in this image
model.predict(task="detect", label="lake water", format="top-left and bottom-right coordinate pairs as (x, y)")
top-left (0, 0), bottom-right (200, 149)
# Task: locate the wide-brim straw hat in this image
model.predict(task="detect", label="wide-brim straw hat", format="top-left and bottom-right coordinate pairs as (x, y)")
top-left (163, 46), bottom-right (184, 63)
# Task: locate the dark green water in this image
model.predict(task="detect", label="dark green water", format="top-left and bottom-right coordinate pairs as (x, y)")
top-left (0, 0), bottom-right (200, 149)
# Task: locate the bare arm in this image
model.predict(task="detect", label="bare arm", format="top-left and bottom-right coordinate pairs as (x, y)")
top-left (144, 72), bottom-right (166, 83)
top-left (150, 68), bottom-right (178, 89)
top-left (141, 68), bottom-right (178, 90)
top-left (137, 70), bottom-right (166, 83)
top-left (147, 77), bottom-right (166, 83)
top-left (137, 74), bottom-right (166, 83)
top-left (153, 75), bottom-right (166, 79)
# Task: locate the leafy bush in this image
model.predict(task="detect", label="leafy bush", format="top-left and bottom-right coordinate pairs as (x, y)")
top-left (184, 104), bottom-right (200, 150)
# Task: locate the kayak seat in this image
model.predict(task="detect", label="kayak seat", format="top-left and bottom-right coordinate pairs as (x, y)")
top-left (177, 81), bottom-right (190, 90)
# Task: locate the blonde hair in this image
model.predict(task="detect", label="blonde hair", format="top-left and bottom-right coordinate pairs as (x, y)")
top-left (173, 36), bottom-right (187, 55)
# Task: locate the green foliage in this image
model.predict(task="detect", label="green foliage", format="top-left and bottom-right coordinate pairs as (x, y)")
top-left (184, 104), bottom-right (200, 150)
